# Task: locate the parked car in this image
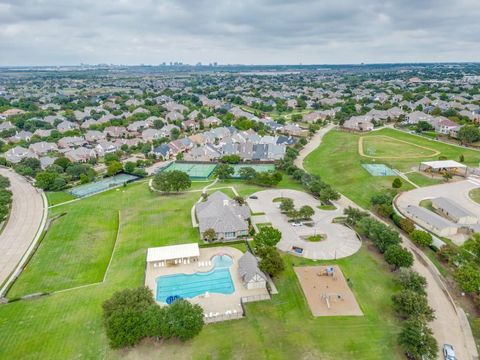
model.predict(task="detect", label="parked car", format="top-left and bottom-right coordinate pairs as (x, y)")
top-left (291, 221), bottom-right (303, 227)
top-left (443, 344), bottom-right (456, 360)
top-left (249, 195), bottom-right (258, 199)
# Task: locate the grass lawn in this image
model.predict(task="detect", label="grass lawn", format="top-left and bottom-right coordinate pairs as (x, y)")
top-left (469, 188), bottom-right (480, 205)
top-left (0, 179), bottom-right (404, 359)
top-left (46, 191), bottom-right (76, 206)
top-left (361, 135), bottom-right (438, 158)
top-left (121, 247), bottom-right (403, 360)
top-left (318, 204), bottom-right (337, 210)
top-left (405, 172), bottom-right (443, 187)
top-left (304, 128), bottom-right (480, 208)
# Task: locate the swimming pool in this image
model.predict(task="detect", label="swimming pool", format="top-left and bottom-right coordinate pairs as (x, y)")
top-left (155, 255), bottom-right (234, 303)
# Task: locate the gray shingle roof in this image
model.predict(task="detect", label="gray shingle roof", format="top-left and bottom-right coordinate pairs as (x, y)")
top-left (238, 252), bottom-right (267, 282)
top-left (406, 205), bottom-right (457, 230)
top-left (431, 197), bottom-right (476, 220)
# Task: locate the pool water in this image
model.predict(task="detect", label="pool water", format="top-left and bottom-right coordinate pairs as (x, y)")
top-left (155, 255), bottom-right (234, 303)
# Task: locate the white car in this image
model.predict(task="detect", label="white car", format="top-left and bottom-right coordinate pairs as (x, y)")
top-left (443, 344), bottom-right (456, 360)
top-left (291, 221), bottom-right (303, 227)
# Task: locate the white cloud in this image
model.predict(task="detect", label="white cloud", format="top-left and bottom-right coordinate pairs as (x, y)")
top-left (0, 0), bottom-right (479, 65)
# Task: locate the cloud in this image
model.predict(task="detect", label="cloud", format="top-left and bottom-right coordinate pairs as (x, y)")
top-left (0, 0), bottom-right (479, 65)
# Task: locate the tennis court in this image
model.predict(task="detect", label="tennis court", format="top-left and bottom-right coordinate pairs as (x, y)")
top-left (160, 162), bottom-right (218, 179)
top-left (231, 164), bottom-right (276, 178)
top-left (68, 173), bottom-right (139, 197)
top-left (361, 163), bottom-right (396, 177)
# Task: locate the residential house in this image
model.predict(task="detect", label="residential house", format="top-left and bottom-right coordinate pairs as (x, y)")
top-left (4, 146), bottom-right (36, 163)
top-left (85, 130), bottom-right (106, 143)
top-left (58, 136), bottom-right (87, 149)
top-left (8, 130), bottom-right (32, 143)
top-left (65, 147), bottom-right (96, 162)
top-left (152, 144), bottom-right (171, 160)
top-left (29, 142), bottom-right (58, 156)
top-left (95, 141), bottom-right (118, 157)
top-left (57, 120), bottom-right (79, 133)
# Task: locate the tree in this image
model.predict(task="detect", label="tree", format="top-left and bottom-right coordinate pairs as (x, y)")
top-left (299, 205), bottom-right (314, 220)
top-left (102, 287), bottom-right (155, 349)
top-left (124, 161), bottom-right (136, 174)
top-left (410, 230), bottom-right (432, 247)
top-left (153, 119), bottom-right (164, 129)
top-left (454, 262), bottom-right (480, 294)
top-left (344, 206), bottom-right (369, 226)
top-left (392, 290), bottom-right (435, 321)
top-left (35, 172), bottom-right (67, 191)
top-left (233, 195), bottom-right (245, 205)
top-left (163, 299), bottom-right (204, 341)
top-left (220, 154), bottom-right (241, 164)
top-left (107, 161), bottom-right (123, 176)
top-left (279, 198), bottom-right (294, 213)
top-left (384, 244), bottom-right (414, 270)
top-left (257, 246), bottom-right (284, 277)
top-left (399, 318), bottom-right (438, 360)
top-left (214, 163), bottom-right (234, 180)
top-left (318, 186), bottom-right (340, 204)
top-left (397, 269), bottom-right (427, 295)
top-left (392, 177), bottom-right (402, 189)
top-left (458, 124), bottom-right (480, 144)
top-left (203, 228), bottom-right (216, 242)
top-left (239, 167), bottom-right (256, 181)
top-left (254, 226), bottom-right (282, 249)
top-left (170, 127), bottom-right (180, 140)
top-left (152, 170), bottom-right (191, 193)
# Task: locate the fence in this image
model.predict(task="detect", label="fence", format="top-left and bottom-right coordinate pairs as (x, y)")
top-left (241, 294), bottom-right (271, 303)
top-left (204, 311), bottom-right (243, 324)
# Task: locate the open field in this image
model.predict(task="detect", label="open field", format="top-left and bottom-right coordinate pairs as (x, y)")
top-left (360, 135), bottom-right (439, 159)
top-left (405, 172), bottom-right (443, 187)
top-left (304, 128), bottom-right (480, 208)
top-left (0, 179), bottom-right (403, 360)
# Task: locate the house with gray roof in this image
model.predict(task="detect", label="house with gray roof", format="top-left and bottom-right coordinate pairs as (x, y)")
top-left (195, 191), bottom-right (250, 241)
top-left (238, 252), bottom-right (267, 290)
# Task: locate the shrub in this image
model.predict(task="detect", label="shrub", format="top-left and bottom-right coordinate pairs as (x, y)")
top-left (392, 178), bottom-right (402, 188)
top-left (410, 230), bottom-right (432, 247)
top-left (163, 299), bottom-right (204, 341)
top-left (254, 226), bottom-right (282, 250)
top-left (399, 218), bottom-right (415, 234)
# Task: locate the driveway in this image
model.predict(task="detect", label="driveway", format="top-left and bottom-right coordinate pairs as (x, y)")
top-left (0, 168), bottom-right (46, 291)
top-left (246, 189), bottom-right (361, 260)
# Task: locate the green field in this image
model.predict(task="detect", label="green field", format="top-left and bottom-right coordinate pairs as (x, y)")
top-left (305, 128), bottom-right (480, 208)
top-left (405, 172), bottom-right (443, 187)
top-left (469, 188), bottom-right (480, 204)
top-left (361, 135), bottom-right (438, 158)
top-left (46, 191), bottom-right (76, 206)
top-left (0, 179), bottom-right (404, 359)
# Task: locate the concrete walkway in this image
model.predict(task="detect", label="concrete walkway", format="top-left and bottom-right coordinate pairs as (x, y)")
top-left (0, 168), bottom-right (46, 294)
top-left (294, 123), bottom-right (335, 170)
top-left (296, 126), bottom-right (478, 360)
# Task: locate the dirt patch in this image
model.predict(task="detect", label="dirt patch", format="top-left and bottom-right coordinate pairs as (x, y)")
top-left (294, 265), bottom-right (363, 316)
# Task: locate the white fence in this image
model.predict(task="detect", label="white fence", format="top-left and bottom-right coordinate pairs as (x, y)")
top-left (241, 294), bottom-right (271, 303)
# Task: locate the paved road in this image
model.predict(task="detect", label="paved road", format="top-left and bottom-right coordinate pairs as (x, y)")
top-left (0, 168), bottom-right (45, 289)
top-left (247, 189), bottom-right (360, 260)
top-left (299, 126), bottom-right (478, 359)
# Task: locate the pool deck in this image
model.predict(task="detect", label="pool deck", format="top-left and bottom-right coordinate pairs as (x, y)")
top-left (145, 246), bottom-right (270, 320)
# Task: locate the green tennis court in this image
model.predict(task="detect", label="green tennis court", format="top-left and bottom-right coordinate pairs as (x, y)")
top-left (159, 162), bottom-right (218, 179)
top-left (231, 164), bottom-right (276, 178)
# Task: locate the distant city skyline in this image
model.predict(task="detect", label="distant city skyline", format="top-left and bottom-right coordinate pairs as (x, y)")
top-left (1, 0), bottom-right (480, 66)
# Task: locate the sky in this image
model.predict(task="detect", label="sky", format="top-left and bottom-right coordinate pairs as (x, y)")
top-left (1, 0), bottom-right (480, 66)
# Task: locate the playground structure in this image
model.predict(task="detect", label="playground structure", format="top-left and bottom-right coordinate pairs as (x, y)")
top-left (294, 265), bottom-right (363, 316)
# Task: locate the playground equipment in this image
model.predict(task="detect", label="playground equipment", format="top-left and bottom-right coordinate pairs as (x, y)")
top-left (321, 293), bottom-right (345, 309)
top-left (317, 267), bottom-right (337, 279)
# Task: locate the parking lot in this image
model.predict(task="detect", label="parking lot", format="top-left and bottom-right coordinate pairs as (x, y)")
top-left (246, 189), bottom-right (361, 260)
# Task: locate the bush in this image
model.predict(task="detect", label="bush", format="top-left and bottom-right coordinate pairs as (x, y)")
top-left (410, 230), bottom-right (432, 247)
top-left (392, 178), bottom-right (402, 188)
top-left (399, 218), bottom-right (415, 234)
top-left (153, 170), bottom-right (191, 193)
top-left (384, 244), bottom-right (414, 269)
